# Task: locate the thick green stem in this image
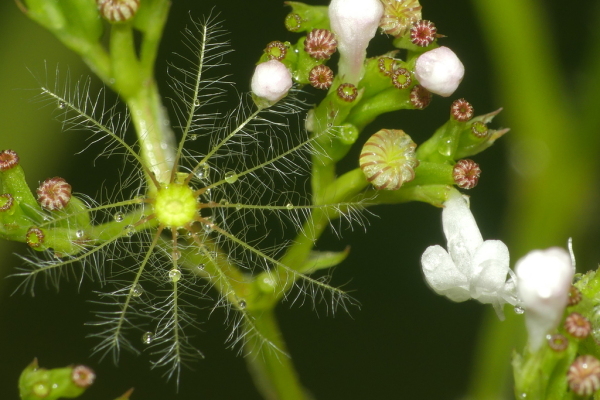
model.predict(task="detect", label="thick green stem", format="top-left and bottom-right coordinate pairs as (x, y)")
top-left (468, 0), bottom-right (600, 398)
top-left (244, 309), bottom-right (308, 400)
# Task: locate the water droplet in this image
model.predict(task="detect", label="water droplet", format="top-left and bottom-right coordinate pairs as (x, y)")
top-left (219, 198), bottom-right (229, 206)
top-left (514, 306), bottom-right (525, 315)
top-left (194, 99), bottom-right (200, 107)
top-left (286, 203), bottom-right (294, 210)
top-left (172, 250), bottom-right (181, 261)
top-left (75, 230), bottom-right (85, 239)
top-left (189, 134), bottom-right (198, 141)
top-left (142, 332), bottom-right (154, 345)
top-left (196, 264), bottom-right (205, 272)
top-left (132, 283), bottom-right (143, 297)
top-left (224, 171), bottom-right (238, 184)
top-left (196, 163), bottom-right (210, 181)
top-left (239, 300), bottom-right (247, 309)
top-left (57, 101), bottom-right (66, 109)
top-left (124, 225), bottom-right (135, 237)
top-left (114, 212), bottom-right (124, 222)
top-left (169, 268), bottom-right (182, 282)
top-left (519, 393), bottom-right (527, 399)
top-left (235, 203), bottom-right (242, 210)
top-left (203, 217), bottom-right (214, 233)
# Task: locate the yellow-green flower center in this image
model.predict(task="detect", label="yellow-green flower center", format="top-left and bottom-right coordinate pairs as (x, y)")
top-left (153, 184), bottom-right (197, 228)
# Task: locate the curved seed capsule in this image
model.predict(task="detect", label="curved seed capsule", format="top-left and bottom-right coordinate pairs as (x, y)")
top-left (360, 129), bottom-right (418, 190)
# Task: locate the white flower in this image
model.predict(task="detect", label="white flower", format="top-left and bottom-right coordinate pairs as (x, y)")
top-left (515, 247), bottom-right (574, 351)
top-left (251, 60), bottom-right (293, 105)
top-left (414, 46), bottom-right (464, 97)
top-left (421, 190), bottom-right (517, 319)
top-left (329, 0), bottom-right (384, 85)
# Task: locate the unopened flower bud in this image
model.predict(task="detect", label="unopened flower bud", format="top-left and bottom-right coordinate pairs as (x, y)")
top-left (309, 65), bottom-right (334, 89)
top-left (37, 177), bottom-right (72, 211)
top-left (453, 159), bottom-right (481, 189)
top-left (568, 355), bottom-right (600, 396)
top-left (415, 46), bottom-right (464, 97)
top-left (515, 247), bottom-right (575, 351)
top-left (251, 60), bottom-right (293, 106)
top-left (97, 0), bottom-right (139, 23)
top-left (329, 0), bottom-right (384, 84)
top-left (379, 0), bottom-right (422, 38)
top-left (304, 29), bottom-right (337, 60)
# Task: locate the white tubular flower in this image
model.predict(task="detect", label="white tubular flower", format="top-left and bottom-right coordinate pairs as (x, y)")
top-left (251, 60), bottom-right (293, 106)
top-left (515, 248), bottom-right (574, 351)
top-left (414, 46), bottom-right (464, 97)
top-left (421, 190), bottom-right (517, 319)
top-left (329, 0), bottom-right (384, 85)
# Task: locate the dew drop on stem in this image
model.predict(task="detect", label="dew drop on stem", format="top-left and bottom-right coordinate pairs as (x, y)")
top-left (132, 283), bottom-right (143, 297)
top-left (75, 230), bottom-right (85, 239)
top-left (114, 212), bottom-right (124, 222)
top-left (169, 268), bottom-right (182, 282)
top-left (224, 171), bottom-right (238, 184)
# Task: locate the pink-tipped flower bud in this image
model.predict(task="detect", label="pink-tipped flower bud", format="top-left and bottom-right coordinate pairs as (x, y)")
top-left (414, 46), bottom-right (464, 97)
top-left (515, 247), bottom-right (575, 351)
top-left (329, 0), bottom-right (384, 84)
top-left (251, 60), bottom-right (293, 106)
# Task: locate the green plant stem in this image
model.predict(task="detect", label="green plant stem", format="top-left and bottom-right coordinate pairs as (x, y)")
top-left (244, 308), bottom-right (308, 400)
top-left (468, 0), bottom-right (600, 398)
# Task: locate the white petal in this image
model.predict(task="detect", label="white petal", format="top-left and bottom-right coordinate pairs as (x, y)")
top-left (469, 240), bottom-right (510, 299)
top-left (442, 191), bottom-right (483, 275)
top-left (515, 247), bottom-right (574, 351)
top-left (421, 245), bottom-right (470, 302)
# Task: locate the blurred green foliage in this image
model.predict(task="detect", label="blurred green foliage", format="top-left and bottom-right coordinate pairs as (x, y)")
top-left (1, 0), bottom-right (599, 398)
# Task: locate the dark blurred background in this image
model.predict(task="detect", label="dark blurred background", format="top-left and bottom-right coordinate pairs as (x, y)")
top-left (1, 0), bottom-right (598, 399)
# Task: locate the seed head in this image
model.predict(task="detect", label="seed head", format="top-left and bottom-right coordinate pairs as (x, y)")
top-left (568, 355), bottom-right (600, 396)
top-left (564, 312), bottom-right (592, 339)
top-left (304, 29), bottom-right (337, 60)
top-left (453, 159), bottom-right (481, 189)
top-left (379, 0), bottom-right (422, 37)
top-left (451, 99), bottom-right (474, 122)
top-left (97, 0), bottom-right (139, 23)
top-left (409, 85), bottom-right (432, 109)
top-left (359, 129), bottom-right (418, 190)
top-left (37, 177), bottom-right (72, 211)
top-left (391, 68), bottom-right (412, 89)
top-left (309, 65), bottom-right (334, 90)
top-left (71, 365), bottom-right (96, 388)
top-left (547, 333), bottom-right (569, 352)
top-left (26, 227), bottom-right (45, 248)
top-left (0, 149), bottom-right (19, 171)
top-left (337, 83), bottom-right (358, 102)
top-left (265, 41), bottom-right (287, 61)
top-left (410, 20), bottom-right (437, 47)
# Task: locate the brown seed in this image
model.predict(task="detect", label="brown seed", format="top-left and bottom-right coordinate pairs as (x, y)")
top-left (567, 355), bottom-right (600, 396)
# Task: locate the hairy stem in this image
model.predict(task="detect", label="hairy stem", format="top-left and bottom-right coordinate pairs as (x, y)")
top-left (244, 309), bottom-right (308, 400)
